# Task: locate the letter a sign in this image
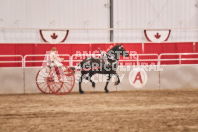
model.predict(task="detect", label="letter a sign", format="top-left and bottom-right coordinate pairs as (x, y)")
top-left (133, 72), bottom-right (143, 84)
top-left (129, 68), bottom-right (148, 88)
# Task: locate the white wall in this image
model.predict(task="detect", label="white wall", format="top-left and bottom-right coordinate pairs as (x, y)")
top-left (1, 65), bottom-right (198, 94)
top-left (0, 0), bottom-right (198, 43)
top-left (113, 0), bottom-right (198, 42)
top-left (0, 0), bottom-right (110, 43)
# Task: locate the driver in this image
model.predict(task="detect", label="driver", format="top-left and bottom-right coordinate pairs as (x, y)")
top-left (49, 47), bottom-right (65, 81)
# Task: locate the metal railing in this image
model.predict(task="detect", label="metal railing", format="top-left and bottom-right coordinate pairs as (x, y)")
top-left (158, 53), bottom-right (198, 65)
top-left (70, 54), bottom-right (101, 66)
top-left (0, 55), bottom-right (23, 67)
top-left (119, 54), bottom-right (159, 65)
top-left (1, 53), bottom-right (198, 68)
top-left (3, 27), bottom-right (198, 31)
top-left (70, 53), bottom-right (159, 66)
top-left (24, 54), bottom-right (70, 67)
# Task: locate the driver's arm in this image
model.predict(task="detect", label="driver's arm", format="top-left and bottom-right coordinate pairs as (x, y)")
top-left (53, 54), bottom-right (63, 62)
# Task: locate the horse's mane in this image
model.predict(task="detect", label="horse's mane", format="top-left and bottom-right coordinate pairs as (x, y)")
top-left (106, 44), bottom-right (121, 52)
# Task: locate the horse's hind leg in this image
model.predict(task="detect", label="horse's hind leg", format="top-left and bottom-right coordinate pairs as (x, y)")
top-left (79, 73), bottom-right (86, 94)
top-left (104, 74), bottom-right (112, 93)
top-left (114, 73), bottom-right (120, 85)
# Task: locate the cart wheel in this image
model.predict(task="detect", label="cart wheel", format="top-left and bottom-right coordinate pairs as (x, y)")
top-left (52, 66), bottom-right (75, 95)
top-left (36, 67), bottom-right (53, 94)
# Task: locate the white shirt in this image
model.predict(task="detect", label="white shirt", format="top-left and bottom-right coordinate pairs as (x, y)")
top-left (50, 51), bottom-right (63, 67)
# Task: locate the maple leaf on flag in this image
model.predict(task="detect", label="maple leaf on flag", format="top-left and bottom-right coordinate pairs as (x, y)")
top-left (51, 33), bottom-right (58, 39)
top-left (155, 32), bottom-right (161, 39)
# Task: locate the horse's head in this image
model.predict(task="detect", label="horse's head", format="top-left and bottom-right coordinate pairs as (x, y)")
top-left (107, 44), bottom-right (129, 60)
top-left (115, 44), bottom-right (129, 57)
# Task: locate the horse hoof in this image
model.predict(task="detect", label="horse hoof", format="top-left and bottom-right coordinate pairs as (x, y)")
top-left (114, 81), bottom-right (120, 85)
top-left (105, 90), bottom-right (109, 93)
top-left (79, 91), bottom-right (84, 94)
top-left (92, 82), bottom-right (95, 88)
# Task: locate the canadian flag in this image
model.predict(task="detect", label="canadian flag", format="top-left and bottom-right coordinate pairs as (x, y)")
top-left (40, 30), bottom-right (69, 44)
top-left (144, 29), bottom-right (171, 43)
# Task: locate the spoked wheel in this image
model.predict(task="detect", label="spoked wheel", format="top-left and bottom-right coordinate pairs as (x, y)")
top-left (47, 70), bottom-right (63, 94)
top-left (36, 67), bottom-right (53, 94)
top-left (36, 66), bottom-right (75, 95)
top-left (51, 66), bottom-right (75, 95)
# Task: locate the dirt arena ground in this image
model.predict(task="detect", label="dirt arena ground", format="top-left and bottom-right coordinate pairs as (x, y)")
top-left (0, 89), bottom-right (198, 132)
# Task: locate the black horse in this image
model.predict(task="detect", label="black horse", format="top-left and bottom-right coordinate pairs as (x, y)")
top-left (78, 44), bottom-right (129, 94)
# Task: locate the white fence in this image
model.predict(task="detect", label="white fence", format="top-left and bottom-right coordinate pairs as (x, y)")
top-left (0, 55), bottom-right (23, 67)
top-left (70, 54), bottom-right (101, 66)
top-left (119, 54), bottom-right (159, 65)
top-left (0, 53), bottom-right (198, 94)
top-left (158, 53), bottom-right (198, 65)
top-left (24, 54), bottom-right (70, 67)
top-left (1, 53), bottom-right (198, 68)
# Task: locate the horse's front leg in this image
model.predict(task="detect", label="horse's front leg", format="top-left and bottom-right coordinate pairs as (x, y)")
top-left (79, 73), bottom-right (86, 94)
top-left (104, 74), bottom-right (112, 93)
top-left (114, 73), bottom-right (120, 85)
